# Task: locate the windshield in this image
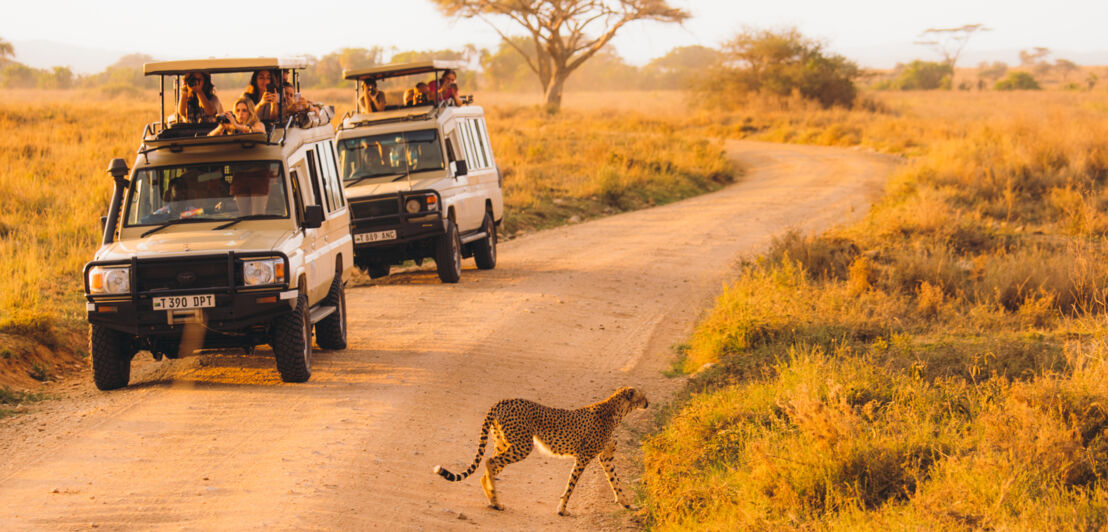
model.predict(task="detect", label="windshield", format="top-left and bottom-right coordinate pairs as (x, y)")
top-left (124, 161), bottom-right (289, 226)
top-left (338, 129), bottom-right (445, 182)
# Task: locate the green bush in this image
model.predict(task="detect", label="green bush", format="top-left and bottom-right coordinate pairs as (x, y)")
top-left (877, 61), bottom-right (953, 91)
top-left (699, 27), bottom-right (859, 108)
top-left (995, 72), bottom-right (1041, 91)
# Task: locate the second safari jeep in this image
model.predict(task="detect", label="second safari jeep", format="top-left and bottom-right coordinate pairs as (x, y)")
top-left (336, 61), bottom-right (503, 283)
top-left (84, 58), bottom-right (354, 389)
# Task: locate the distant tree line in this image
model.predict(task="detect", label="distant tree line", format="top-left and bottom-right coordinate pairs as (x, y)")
top-left (0, 35), bottom-right (720, 93)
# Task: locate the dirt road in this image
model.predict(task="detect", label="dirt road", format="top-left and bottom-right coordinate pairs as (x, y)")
top-left (0, 141), bottom-right (894, 531)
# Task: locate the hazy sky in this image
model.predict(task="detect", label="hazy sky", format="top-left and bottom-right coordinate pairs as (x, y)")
top-left (3, 0), bottom-right (1106, 67)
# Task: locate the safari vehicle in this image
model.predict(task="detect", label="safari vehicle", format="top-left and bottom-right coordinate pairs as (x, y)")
top-left (84, 58), bottom-right (354, 390)
top-left (336, 61), bottom-right (503, 283)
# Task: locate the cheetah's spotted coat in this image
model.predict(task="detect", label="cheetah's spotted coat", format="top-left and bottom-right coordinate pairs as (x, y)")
top-left (434, 387), bottom-right (649, 515)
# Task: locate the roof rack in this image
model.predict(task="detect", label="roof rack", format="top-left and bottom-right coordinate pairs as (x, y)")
top-left (142, 57), bottom-right (311, 142)
top-left (343, 60), bottom-right (466, 114)
top-left (144, 57), bottom-right (307, 76)
top-left (342, 60), bottom-right (466, 81)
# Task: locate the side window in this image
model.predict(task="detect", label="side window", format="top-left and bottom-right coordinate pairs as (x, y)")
top-left (314, 143), bottom-right (335, 212)
top-left (460, 120), bottom-right (477, 168)
top-left (320, 140), bottom-right (344, 209)
top-left (445, 136), bottom-right (457, 164)
top-left (305, 149), bottom-right (323, 207)
top-left (475, 118), bottom-right (494, 168)
top-left (288, 169), bottom-right (304, 225)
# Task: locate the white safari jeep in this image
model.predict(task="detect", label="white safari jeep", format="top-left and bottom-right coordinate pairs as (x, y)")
top-left (336, 61), bottom-right (503, 283)
top-left (84, 58), bottom-right (354, 389)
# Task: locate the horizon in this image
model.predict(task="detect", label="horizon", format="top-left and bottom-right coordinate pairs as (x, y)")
top-left (4, 0), bottom-right (1108, 73)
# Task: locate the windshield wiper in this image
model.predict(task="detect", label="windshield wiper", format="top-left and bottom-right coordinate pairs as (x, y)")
top-left (140, 217), bottom-right (220, 238)
top-left (213, 214), bottom-right (285, 230)
top-left (345, 172), bottom-right (401, 188)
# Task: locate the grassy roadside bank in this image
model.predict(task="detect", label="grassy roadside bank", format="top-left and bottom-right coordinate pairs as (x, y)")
top-left (643, 91), bottom-right (1108, 529)
top-left (0, 89), bottom-right (733, 391)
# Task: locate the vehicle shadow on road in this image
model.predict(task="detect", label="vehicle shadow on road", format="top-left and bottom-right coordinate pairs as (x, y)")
top-left (124, 347), bottom-right (429, 390)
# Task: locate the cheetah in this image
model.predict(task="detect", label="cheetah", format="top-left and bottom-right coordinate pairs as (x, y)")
top-left (433, 387), bottom-right (649, 515)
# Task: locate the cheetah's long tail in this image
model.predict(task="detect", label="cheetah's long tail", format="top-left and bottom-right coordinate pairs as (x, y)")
top-left (434, 408), bottom-right (495, 482)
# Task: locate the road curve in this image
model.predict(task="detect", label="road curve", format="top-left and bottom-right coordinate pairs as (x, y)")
top-left (0, 141), bottom-right (895, 531)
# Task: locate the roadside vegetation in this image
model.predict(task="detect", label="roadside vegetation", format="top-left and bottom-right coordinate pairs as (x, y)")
top-left (0, 89), bottom-right (733, 389)
top-left (643, 90), bottom-right (1108, 529)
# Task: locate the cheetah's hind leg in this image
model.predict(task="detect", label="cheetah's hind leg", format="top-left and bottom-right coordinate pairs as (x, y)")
top-left (481, 434), bottom-right (533, 511)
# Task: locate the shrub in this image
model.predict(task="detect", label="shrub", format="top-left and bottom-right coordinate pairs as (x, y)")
top-left (878, 61), bottom-right (953, 91)
top-left (995, 72), bottom-right (1041, 91)
top-left (698, 27), bottom-right (859, 108)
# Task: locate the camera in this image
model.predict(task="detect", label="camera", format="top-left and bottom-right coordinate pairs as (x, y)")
top-left (216, 115), bottom-right (230, 124)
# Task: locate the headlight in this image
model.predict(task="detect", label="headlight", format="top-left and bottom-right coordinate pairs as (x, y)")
top-left (405, 194), bottom-right (438, 213)
top-left (243, 259), bottom-right (285, 286)
top-left (89, 266), bottom-right (130, 294)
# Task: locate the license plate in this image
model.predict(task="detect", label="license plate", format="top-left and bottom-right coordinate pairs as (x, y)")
top-left (152, 294), bottom-right (216, 311)
top-left (354, 230), bottom-right (397, 244)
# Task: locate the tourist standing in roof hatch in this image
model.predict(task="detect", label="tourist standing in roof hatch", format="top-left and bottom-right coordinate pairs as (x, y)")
top-left (243, 69), bottom-right (280, 121)
top-left (177, 71), bottom-right (223, 123)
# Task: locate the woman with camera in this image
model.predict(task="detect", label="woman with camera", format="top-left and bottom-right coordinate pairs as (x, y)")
top-left (360, 79), bottom-right (386, 113)
top-left (176, 71), bottom-right (223, 123)
top-left (208, 96), bottom-right (266, 136)
top-left (242, 69), bottom-right (280, 121)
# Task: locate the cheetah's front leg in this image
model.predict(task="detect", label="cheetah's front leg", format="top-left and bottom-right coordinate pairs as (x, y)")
top-left (557, 459), bottom-right (589, 516)
top-left (599, 442), bottom-right (633, 509)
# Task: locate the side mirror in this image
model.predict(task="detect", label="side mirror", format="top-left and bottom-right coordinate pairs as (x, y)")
top-left (107, 158), bottom-right (128, 180)
top-left (100, 215), bottom-right (108, 232)
top-left (453, 160), bottom-right (468, 177)
top-left (303, 205), bottom-right (324, 229)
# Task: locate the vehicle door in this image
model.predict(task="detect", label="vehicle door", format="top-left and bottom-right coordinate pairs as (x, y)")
top-left (289, 146), bottom-right (328, 303)
top-left (311, 138), bottom-right (351, 279)
top-left (446, 119), bottom-right (483, 232)
top-left (460, 116), bottom-right (501, 224)
top-left (441, 124), bottom-right (471, 229)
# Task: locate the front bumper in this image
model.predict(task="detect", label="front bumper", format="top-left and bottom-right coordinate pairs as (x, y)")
top-left (83, 252), bottom-right (292, 340)
top-left (349, 191), bottom-right (445, 263)
top-left (86, 288), bottom-right (297, 337)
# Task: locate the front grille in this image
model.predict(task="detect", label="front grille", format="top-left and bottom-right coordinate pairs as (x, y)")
top-left (350, 198), bottom-right (400, 220)
top-left (136, 257), bottom-right (232, 292)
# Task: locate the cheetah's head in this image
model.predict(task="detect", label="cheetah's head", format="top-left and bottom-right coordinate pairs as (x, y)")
top-left (615, 387), bottom-right (649, 414)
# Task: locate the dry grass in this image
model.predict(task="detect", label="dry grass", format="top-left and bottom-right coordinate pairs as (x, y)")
top-left (646, 90), bottom-right (1108, 529)
top-left (0, 89), bottom-right (733, 387)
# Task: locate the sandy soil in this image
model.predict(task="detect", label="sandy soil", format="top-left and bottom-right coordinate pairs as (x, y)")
top-left (0, 141), bottom-right (895, 531)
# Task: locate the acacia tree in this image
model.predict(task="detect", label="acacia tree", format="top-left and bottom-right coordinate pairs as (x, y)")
top-left (914, 24), bottom-right (990, 72)
top-left (433, 0), bottom-right (688, 112)
top-left (0, 37), bottom-right (14, 61)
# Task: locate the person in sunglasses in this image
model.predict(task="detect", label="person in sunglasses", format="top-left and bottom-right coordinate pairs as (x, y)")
top-left (176, 71), bottom-right (223, 124)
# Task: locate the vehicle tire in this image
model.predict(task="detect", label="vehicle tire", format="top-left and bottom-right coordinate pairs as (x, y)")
top-left (435, 220), bottom-right (462, 284)
top-left (473, 212), bottom-right (497, 270)
top-left (271, 292), bottom-right (312, 383)
top-left (90, 324), bottom-right (132, 391)
top-left (315, 275), bottom-right (347, 350)
top-left (367, 263), bottom-right (390, 279)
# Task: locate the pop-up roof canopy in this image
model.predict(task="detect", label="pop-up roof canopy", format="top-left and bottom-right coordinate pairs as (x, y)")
top-left (343, 60), bottom-right (466, 81)
top-left (143, 57), bottom-right (307, 76)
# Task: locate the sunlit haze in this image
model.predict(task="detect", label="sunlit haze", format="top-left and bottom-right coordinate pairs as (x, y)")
top-left (3, 0), bottom-right (1107, 72)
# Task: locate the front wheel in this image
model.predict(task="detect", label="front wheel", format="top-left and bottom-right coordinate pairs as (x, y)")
top-left (271, 293), bottom-right (312, 382)
top-left (436, 220), bottom-right (462, 283)
top-left (473, 213), bottom-right (497, 270)
top-left (90, 324), bottom-right (133, 391)
top-left (316, 275), bottom-right (347, 350)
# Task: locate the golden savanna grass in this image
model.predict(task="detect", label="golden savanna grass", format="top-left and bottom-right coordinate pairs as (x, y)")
top-left (645, 90), bottom-right (1108, 529)
top-left (0, 89), bottom-right (732, 387)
